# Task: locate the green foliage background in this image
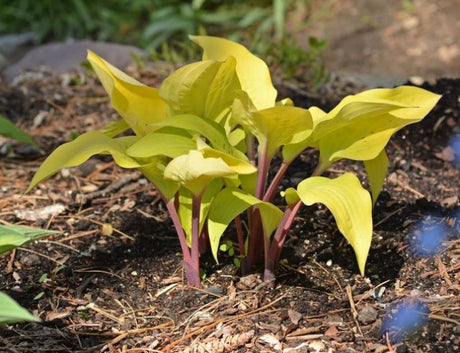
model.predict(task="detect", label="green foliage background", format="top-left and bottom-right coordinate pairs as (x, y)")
top-left (0, 0), bottom-right (327, 86)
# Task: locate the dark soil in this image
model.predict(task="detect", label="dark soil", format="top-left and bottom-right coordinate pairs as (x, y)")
top-left (0, 65), bottom-right (459, 353)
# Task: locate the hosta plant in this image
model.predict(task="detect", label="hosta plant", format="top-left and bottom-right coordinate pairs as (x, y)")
top-left (28, 36), bottom-right (440, 287)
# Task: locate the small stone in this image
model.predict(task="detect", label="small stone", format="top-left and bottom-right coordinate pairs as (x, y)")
top-left (409, 76), bottom-right (424, 86)
top-left (21, 254), bottom-right (41, 266)
top-left (358, 305), bottom-right (378, 324)
top-left (308, 340), bottom-right (325, 352)
top-left (288, 309), bottom-right (302, 325)
top-left (325, 325), bottom-right (338, 337)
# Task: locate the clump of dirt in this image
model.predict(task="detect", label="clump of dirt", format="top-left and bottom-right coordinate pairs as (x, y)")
top-left (0, 68), bottom-right (459, 352)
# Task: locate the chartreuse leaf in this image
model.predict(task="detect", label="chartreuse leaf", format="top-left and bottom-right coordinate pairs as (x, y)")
top-left (232, 93), bottom-right (313, 158)
top-left (0, 292), bottom-right (40, 324)
top-left (165, 150), bottom-right (240, 196)
top-left (204, 57), bottom-right (241, 122)
top-left (0, 225), bottom-right (58, 254)
top-left (350, 85), bottom-right (441, 120)
top-left (160, 57), bottom-right (240, 121)
top-left (208, 188), bottom-right (283, 261)
top-left (295, 173), bottom-right (372, 275)
top-left (126, 132), bottom-right (197, 158)
top-left (190, 35), bottom-right (277, 110)
top-left (139, 161), bottom-right (179, 201)
top-left (282, 106), bottom-right (327, 162)
top-left (313, 101), bottom-right (409, 169)
top-left (87, 50), bottom-right (169, 136)
top-left (364, 149), bottom-right (389, 206)
top-left (148, 114), bottom-right (244, 158)
top-left (28, 131), bottom-right (140, 192)
top-left (160, 60), bottom-right (220, 117)
top-left (200, 146), bottom-right (255, 175)
top-left (0, 114), bottom-right (39, 148)
top-left (311, 86), bottom-right (441, 168)
top-left (100, 119), bottom-right (130, 138)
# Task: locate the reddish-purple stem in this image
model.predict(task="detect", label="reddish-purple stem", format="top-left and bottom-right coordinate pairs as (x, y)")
top-left (263, 161), bottom-right (291, 203)
top-left (166, 197), bottom-right (190, 263)
top-left (264, 200), bottom-right (303, 284)
top-left (189, 192), bottom-right (204, 287)
top-left (243, 144), bottom-right (271, 272)
top-left (255, 144), bottom-right (270, 200)
top-left (234, 215), bottom-right (246, 258)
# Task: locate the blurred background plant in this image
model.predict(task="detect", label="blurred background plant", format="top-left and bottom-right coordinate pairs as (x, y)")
top-left (0, 0), bottom-right (328, 87)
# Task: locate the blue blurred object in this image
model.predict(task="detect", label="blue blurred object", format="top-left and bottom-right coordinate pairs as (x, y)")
top-left (381, 301), bottom-right (429, 343)
top-left (450, 133), bottom-right (460, 168)
top-left (410, 217), bottom-right (447, 257)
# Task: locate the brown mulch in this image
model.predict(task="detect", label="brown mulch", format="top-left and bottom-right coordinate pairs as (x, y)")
top-left (0, 67), bottom-right (459, 353)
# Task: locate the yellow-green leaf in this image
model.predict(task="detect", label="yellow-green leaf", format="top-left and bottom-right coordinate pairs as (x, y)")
top-left (148, 114), bottom-right (237, 156)
top-left (28, 131), bottom-right (140, 192)
top-left (139, 161), bottom-right (179, 201)
top-left (364, 149), bottom-right (389, 206)
top-left (87, 50), bottom-right (169, 136)
top-left (164, 150), bottom-right (237, 196)
top-left (126, 132), bottom-right (197, 158)
top-left (296, 173), bottom-right (373, 275)
top-left (160, 60), bottom-right (219, 117)
top-left (159, 57), bottom-right (240, 122)
top-left (310, 86), bottom-right (441, 168)
top-left (100, 119), bottom-right (130, 137)
top-left (190, 35), bottom-right (277, 110)
top-left (281, 187), bottom-right (300, 206)
top-left (207, 187), bottom-right (283, 262)
top-left (232, 93), bottom-right (313, 159)
top-left (200, 147), bottom-right (256, 175)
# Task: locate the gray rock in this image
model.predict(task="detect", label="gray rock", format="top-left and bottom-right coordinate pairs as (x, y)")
top-left (20, 253), bottom-right (41, 266)
top-left (0, 32), bottom-right (36, 54)
top-left (357, 305), bottom-right (378, 324)
top-left (2, 40), bottom-right (145, 83)
top-left (0, 53), bottom-right (7, 72)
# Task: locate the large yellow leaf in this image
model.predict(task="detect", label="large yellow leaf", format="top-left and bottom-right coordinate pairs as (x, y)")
top-left (126, 132), bottom-right (197, 158)
top-left (308, 86), bottom-right (440, 170)
top-left (147, 114), bottom-right (240, 157)
top-left (160, 57), bottom-right (240, 122)
top-left (190, 35), bottom-right (277, 110)
top-left (87, 50), bottom-right (169, 136)
top-left (296, 173), bottom-right (373, 275)
top-left (28, 131), bottom-right (140, 192)
top-left (164, 150), bottom-right (238, 196)
top-left (160, 60), bottom-right (220, 117)
top-left (232, 93), bottom-right (312, 159)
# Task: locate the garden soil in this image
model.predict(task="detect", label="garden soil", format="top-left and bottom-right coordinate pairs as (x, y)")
top-left (0, 1), bottom-right (460, 352)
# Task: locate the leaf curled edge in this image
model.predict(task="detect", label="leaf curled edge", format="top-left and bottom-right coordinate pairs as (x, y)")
top-left (296, 173), bottom-right (373, 275)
